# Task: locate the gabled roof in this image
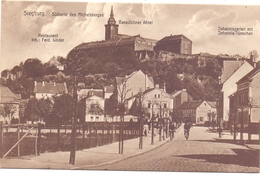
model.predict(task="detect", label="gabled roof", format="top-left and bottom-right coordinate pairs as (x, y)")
top-left (221, 60), bottom-right (244, 83)
top-left (171, 90), bottom-right (183, 98)
top-left (116, 70), bottom-right (154, 85)
top-left (34, 82), bottom-right (68, 94)
top-left (237, 65), bottom-right (260, 84)
top-left (177, 100), bottom-right (216, 109)
top-left (207, 101), bottom-right (216, 108)
top-left (142, 87), bottom-right (172, 98)
top-left (0, 85), bottom-right (21, 103)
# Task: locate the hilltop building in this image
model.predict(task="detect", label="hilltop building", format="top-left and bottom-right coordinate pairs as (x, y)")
top-left (72, 7), bottom-right (192, 59)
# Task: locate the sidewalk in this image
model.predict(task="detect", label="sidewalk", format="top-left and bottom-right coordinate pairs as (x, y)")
top-left (208, 128), bottom-right (260, 151)
top-left (0, 125), bottom-right (183, 169)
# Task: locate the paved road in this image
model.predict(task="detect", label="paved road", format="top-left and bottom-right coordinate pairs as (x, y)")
top-left (87, 126), bottom-right (259, 172)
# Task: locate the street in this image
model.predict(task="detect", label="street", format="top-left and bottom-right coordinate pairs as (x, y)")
top-left (87, 126), bottom-right (259, 172)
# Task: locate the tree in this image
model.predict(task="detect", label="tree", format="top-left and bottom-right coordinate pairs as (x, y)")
top-left (2, 104), bottom-right (17, 124)
top-left (10, 66), bottom-right (22, 80)
top-left (77, 98), bottom-right (86, 123)
top-left (116, 77), bottom-right (131, 154)
top-left (35, 98), bottom-right (53, 123)
top-left (53, 94), bottom-right (73, 150)
top-left (23, 58), bottom-right (45, 79)
top-left (53, 94), bottom-right (73, 123)
top-left (104, 93), bottom-right (118, 120)
top-left (66, 50), bottom-right (88, 165)
top-left (44, 64), bottom-right (59, 75)
top-left (88, 102), bottom-right (104, 116)
top-left (1, 69), bottom-right (10, 80)
top-left (24, 98), bottom-right (38, 123)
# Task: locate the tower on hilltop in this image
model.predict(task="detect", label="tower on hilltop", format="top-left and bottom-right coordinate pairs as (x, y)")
top-left (105, 6), bottom-right (119, 41)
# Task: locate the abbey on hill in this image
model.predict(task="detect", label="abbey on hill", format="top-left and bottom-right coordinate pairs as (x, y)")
top-left (72, 6), bottom-right (192, 59)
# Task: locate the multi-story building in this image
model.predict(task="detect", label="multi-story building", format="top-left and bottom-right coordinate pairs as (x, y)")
top-left (115, 70), bottom-right (154, 102)
top-left (220, 60), bottom-right (254, 124)
top-left (235, 65), bottom-right (260, 133)
top-left (155, 34), bottom-right (192, 54)
top-left (126, 84), bottom-right (173, 121)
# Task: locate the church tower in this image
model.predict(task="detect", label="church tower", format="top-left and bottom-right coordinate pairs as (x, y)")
top-left (105, 6), bottom-right (119, 41)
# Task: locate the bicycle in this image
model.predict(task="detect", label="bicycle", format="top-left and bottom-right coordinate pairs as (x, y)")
top-left (169, 129), bottom-right (175, 140)
top-left (184, 129), bottom-right (189, 140)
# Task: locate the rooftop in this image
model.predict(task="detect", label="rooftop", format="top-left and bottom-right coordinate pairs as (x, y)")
top-left (0, 85), bottom-right (21, 103)
top-left (34, 82), bottom-right (68, 95)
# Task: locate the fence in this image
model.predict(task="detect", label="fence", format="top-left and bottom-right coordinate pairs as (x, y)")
top-left (0, 121), bottom-right (140, 158)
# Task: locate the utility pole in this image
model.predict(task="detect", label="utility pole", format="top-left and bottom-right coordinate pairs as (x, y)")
top-left (69, 74), bottom-right (77, 165)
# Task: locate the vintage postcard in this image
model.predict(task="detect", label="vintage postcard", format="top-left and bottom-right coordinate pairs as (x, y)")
top-left (0, 0), bottom-right (259, 174)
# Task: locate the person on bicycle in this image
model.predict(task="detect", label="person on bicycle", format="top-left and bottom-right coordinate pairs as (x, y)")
top-left (169, 122), bottom-right (175, 140)
top-left (184, 120), bottom-right (192, 137)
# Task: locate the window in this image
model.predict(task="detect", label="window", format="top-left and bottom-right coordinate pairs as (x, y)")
top-left (91, 116), bottom-right (93, 121)
top-left (154, 94), bottom-right (157, 98)
top-left (158, 94), bottom-right (161, 98)
top-left (96, 117), bottom-right (99, 121)
top-left (164, 103), bottom-right (167, 108)
top-left (148, 103), bottom-right (151, 108)
top-left (200, 117), bottom-right (203, 121)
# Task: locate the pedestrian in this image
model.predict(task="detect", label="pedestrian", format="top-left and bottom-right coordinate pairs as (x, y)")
top-left (143, 123), bottom-right (148, 137)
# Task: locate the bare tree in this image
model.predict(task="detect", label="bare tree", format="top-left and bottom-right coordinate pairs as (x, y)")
top-left (66, 50), bottom-right (87, 165)
top-left (116, 77), bottom-right (131, 154)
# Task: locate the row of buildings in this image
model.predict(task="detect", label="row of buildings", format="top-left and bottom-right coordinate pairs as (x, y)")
top-left (1, 69), bottom-right (216, 125)
top-left (220, 59), bottom-right (260, 133)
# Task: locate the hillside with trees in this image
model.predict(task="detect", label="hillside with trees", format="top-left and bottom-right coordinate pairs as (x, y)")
top-left (1, 46), bottom-right (226, 101)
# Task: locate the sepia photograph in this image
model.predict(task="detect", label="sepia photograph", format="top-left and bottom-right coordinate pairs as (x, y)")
top-left (0, 0), bottom-right (259, 174)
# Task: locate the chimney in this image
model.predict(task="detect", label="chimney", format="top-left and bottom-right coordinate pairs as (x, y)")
top-left (34, 81), bottom-right (37, 86)
top-left (155, 84), bottom-right (159, 89)
top-left (42, 81), bottom-right (45, 86)
top-left (182, 89), bottom-right (186, 92)
top-left (54, 82), bottom-right (56, 86)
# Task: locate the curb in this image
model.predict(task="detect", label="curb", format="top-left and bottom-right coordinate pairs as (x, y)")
top-left (73, 125), bottom-right (183, 169)
top-left (244, 144), bottom-right (260, 152)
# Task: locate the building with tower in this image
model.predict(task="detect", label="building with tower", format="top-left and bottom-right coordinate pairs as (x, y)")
top-left (72, 7), bottom-right (192, 58)
top-left (105, 6), bottom-right (119, 41)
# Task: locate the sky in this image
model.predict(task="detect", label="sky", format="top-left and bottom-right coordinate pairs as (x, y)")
top-left (1, 1), bottom-right (260, 72)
